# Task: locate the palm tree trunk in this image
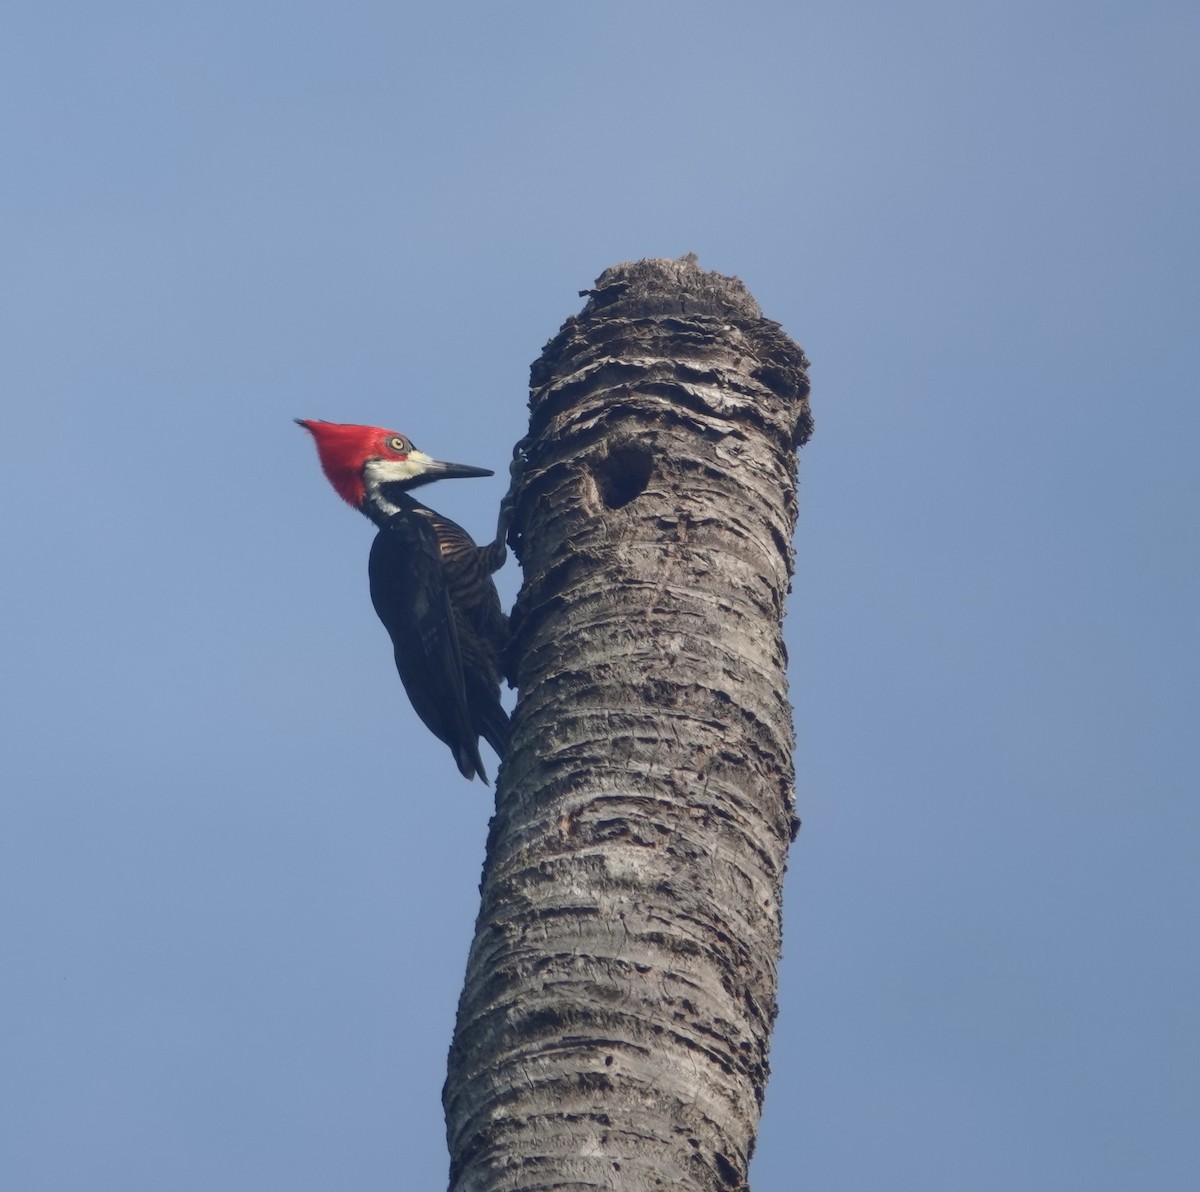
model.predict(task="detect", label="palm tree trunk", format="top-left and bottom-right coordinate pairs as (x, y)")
top-left (444, 256), bottom-right (812, 1192)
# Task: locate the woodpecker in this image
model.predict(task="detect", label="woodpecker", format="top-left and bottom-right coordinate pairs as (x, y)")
top-left (297, 419), bottom-right (510, 783)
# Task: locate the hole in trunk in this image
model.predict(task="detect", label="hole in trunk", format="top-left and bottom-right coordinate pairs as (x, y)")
top-left (593, 441), bottom-right (653, 509)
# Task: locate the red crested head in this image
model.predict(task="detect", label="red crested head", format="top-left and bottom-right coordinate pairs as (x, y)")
top-left (296, 419), bottom-right (494, 516)
top-left (296, 419), bottom-right (408, 508)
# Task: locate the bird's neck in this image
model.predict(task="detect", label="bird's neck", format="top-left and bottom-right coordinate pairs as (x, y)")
top-left (361, 484), bottom-right (423, 528)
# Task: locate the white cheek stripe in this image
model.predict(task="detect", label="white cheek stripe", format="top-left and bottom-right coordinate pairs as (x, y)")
top-left (363, 474), bottom-right (402, 517)
top-left (363, 453), bottom-right (432, 515)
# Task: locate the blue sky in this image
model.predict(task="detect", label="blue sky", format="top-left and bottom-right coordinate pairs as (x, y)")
top-left (2, 2), bottom-right (1196, 1188)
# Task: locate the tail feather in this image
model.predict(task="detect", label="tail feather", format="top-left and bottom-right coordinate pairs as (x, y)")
top-left (478, 699), bottom-right (511, 764)
top-left (455, 738), bottom-right (490, 785)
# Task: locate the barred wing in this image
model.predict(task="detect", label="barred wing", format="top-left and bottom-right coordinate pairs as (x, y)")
top-left (368, 513), bottom-right (489, 782)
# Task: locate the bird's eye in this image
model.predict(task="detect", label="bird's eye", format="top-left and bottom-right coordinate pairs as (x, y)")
top-left (388, 435), bottom-right (410, 455)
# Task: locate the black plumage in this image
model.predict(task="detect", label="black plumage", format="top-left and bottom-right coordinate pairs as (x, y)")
top-left (368, 493), bottom-right (509, 782)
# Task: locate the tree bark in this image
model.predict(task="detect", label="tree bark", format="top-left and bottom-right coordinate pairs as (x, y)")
top-left (443, 256), bottom-right (812, 1192)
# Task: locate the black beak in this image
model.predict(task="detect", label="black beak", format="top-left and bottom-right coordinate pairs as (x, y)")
top-left (423, 459), bottom-right (494, 481)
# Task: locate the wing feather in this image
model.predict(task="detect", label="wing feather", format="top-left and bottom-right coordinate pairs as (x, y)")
top-left (368, 515), bottom-right (489, 782)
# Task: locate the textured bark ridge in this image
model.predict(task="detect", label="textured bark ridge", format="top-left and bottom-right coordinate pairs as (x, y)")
top-left (444, 257), bottom-right (811, 1192)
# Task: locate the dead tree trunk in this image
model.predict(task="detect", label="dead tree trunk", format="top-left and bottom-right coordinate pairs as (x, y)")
top-left (443, 257), bottom-right (812, 1192)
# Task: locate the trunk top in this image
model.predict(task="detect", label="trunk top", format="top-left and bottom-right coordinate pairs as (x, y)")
top-left (532, 255), bottom-right (813, 449)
